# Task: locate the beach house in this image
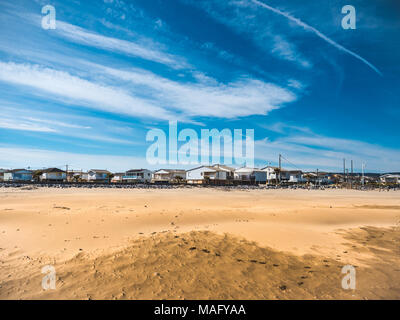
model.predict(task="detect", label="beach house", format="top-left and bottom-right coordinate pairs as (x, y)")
top-left (234, 167), bottom-right (267, 184)
top-left (186, 164), bottom-right (234, 184)
top-left (3, 169), bottom-right (33, 182)
top-left (152, 169), bottom-right (186, 183)
top-left (0, 169), bottom-right (5, 181)
top-left (261, 166), bottom-right (279, 184)
top-left (380, 174), bottom-right (400, 184)
top-left (111, 173), bottom-right (125, 183)
top-left (123, 169), bottom-right (152, 183)
top-left (88, 169), bottom-right (111, 183)
top-left (40, 168), bottom-right (66, 182)
top-left (286, 170), bottom-right (305, 183)
top-left (66, 170), bottom-right (89, 182)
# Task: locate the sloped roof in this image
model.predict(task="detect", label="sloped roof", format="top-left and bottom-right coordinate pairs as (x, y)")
top-left (6, 169), bottom-right (33, 173)
top-left (261, 166), bottom-right (279, 170)
top-left (154, 169), bottom-right (185, 174)
top-left (126, 169), bottom-right (151, 173)
top-left (186, 166), bottom-right (217, 173)
top-left (235, 167), bottom-right (262, 173)
top-left (89, 169), bottom-right (111, 174)
top-left (43, 168), bottom-right (66, 173)
top-left (381, 174), bottom-right (400, 178)
top-left (212, 164), bottom-right (234, 172)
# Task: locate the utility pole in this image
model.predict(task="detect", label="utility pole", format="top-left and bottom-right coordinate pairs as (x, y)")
top-left (278, 154), bottom-right (282, 184)
top-left (316, 168), bottom-right (319, 187)
top-left (65, 164), bottom-right (69, 182)
top-left (361, 162), bottom-right (365, 186)
top-left (351, 160), bottom-right (353, 189)
top-left (343, 158), bottom-right (346, 184)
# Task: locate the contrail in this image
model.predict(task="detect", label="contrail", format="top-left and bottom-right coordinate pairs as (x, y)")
top-left (251, 0), bottom-right (382, 76)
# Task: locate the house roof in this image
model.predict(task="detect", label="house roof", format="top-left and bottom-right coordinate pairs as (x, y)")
top-left (126, 169), bottom-right (151, 173)
top-left (43, 168), bottom-right (66, 173)
top-left (89, 169), bottom-right (111, 174)
top-left (287, 170), bottom-right (303, 174)
top-left (235, 167), bottom-right (262, 173)
top-left (154, 169), bottom-right (185, 174)
top-left (186, 166), bottom-right (217, 173)
top-left (6, 169), bottom-right (33, 173)
top-left (212, 164), bottom-right (234, 172)
top-left (381, 174), bottom-right (400, 178)
top-left (261, 166), bottom-right (279, 170)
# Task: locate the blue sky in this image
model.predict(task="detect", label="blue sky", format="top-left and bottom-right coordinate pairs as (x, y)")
top-left (0, 0), bottom-right (399, 172)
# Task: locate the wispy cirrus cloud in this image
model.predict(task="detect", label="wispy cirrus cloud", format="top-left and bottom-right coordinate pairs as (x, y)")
top-left (0, 146), bottom-right (154, 171)
top-left (182, 0), bottom-right (312, 70)
top-left (255, 132), bottom-right (400, 172)
top-left (13, 8), bottom-right (189, 70)
top-left (0, 114), bottom-right (137, 145)
top-left (0, 119), bottom-right (56, 133)
top-left (272, 35), bottom-right (311, 69)
top-left (0, 61), bottom-right (177, 121)
top-left (251, 0), bottom-right (382, 76)
top-left (0, 60), bottom-right (298, 121)
top-left (54, 20), bottom-right (189, 69)
top-left (91, 64), bottom-right (298, 118)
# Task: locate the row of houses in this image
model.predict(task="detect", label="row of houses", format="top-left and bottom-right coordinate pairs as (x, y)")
top-left (1, 166), bottom-right (398, 185)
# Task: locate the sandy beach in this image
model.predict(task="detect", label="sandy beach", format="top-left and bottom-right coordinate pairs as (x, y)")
top-left (0, 187), bottom-right (399, 299)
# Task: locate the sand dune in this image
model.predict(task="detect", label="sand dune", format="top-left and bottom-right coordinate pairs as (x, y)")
top-left (0, 188), bottom-right (399, 299)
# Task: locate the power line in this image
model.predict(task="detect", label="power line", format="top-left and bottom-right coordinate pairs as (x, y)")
top-left (280, 154), bottom-right (302, 171)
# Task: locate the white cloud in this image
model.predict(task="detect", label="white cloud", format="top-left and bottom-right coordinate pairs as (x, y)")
top-left (0, 147), bottom-right (149, 171)
top-left (272, 36), bottom-right (311, 69)
top-left (251, 0), bottom-right (382, 76)
top-left (0, 119), bottom-right (56, 133)
top-left (183, 0), bottom-right (312, 69)
top-left (0, 61), bottom-right (297, 120)
top-left (0, 61), bottom-right (177, 121)
top-left (23, 117), bottom-right (91, 129)
top-left (255, 134), bottom-right (400, 172)
top-left (55, 20), bottom-right (188, 69)
top-left (93, 64), bottom-right (297, 118)
top-left (0, 107), bottom-right (140, 145)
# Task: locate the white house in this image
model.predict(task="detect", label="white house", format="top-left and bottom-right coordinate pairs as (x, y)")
top-left (286, 170), bottom-right (305, 183)
top-left (234, 167), bottom-right (267, 183)
top-left (67, 170), bottom-right (88, 182)
top-left (261, 166), bottom-right (279, 184)
top-left (3, 169), bottom-right (33, 181)
top-left (88, 169), bottom-right (111, 182)
top-left (186, 164), bottom-right (234, 184)
top-left (380, 174), bottom-right (400, 184)
top-left (152, 169), bottom-right (186, 183)
top-left (123, 169), bottom-right (152, 183)
top-left (40, 168), bottom-right (66, 182)
top-left (111, 173), bottom-right (125, 183)
top-left (261, 166), bottom-right (305, 184)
